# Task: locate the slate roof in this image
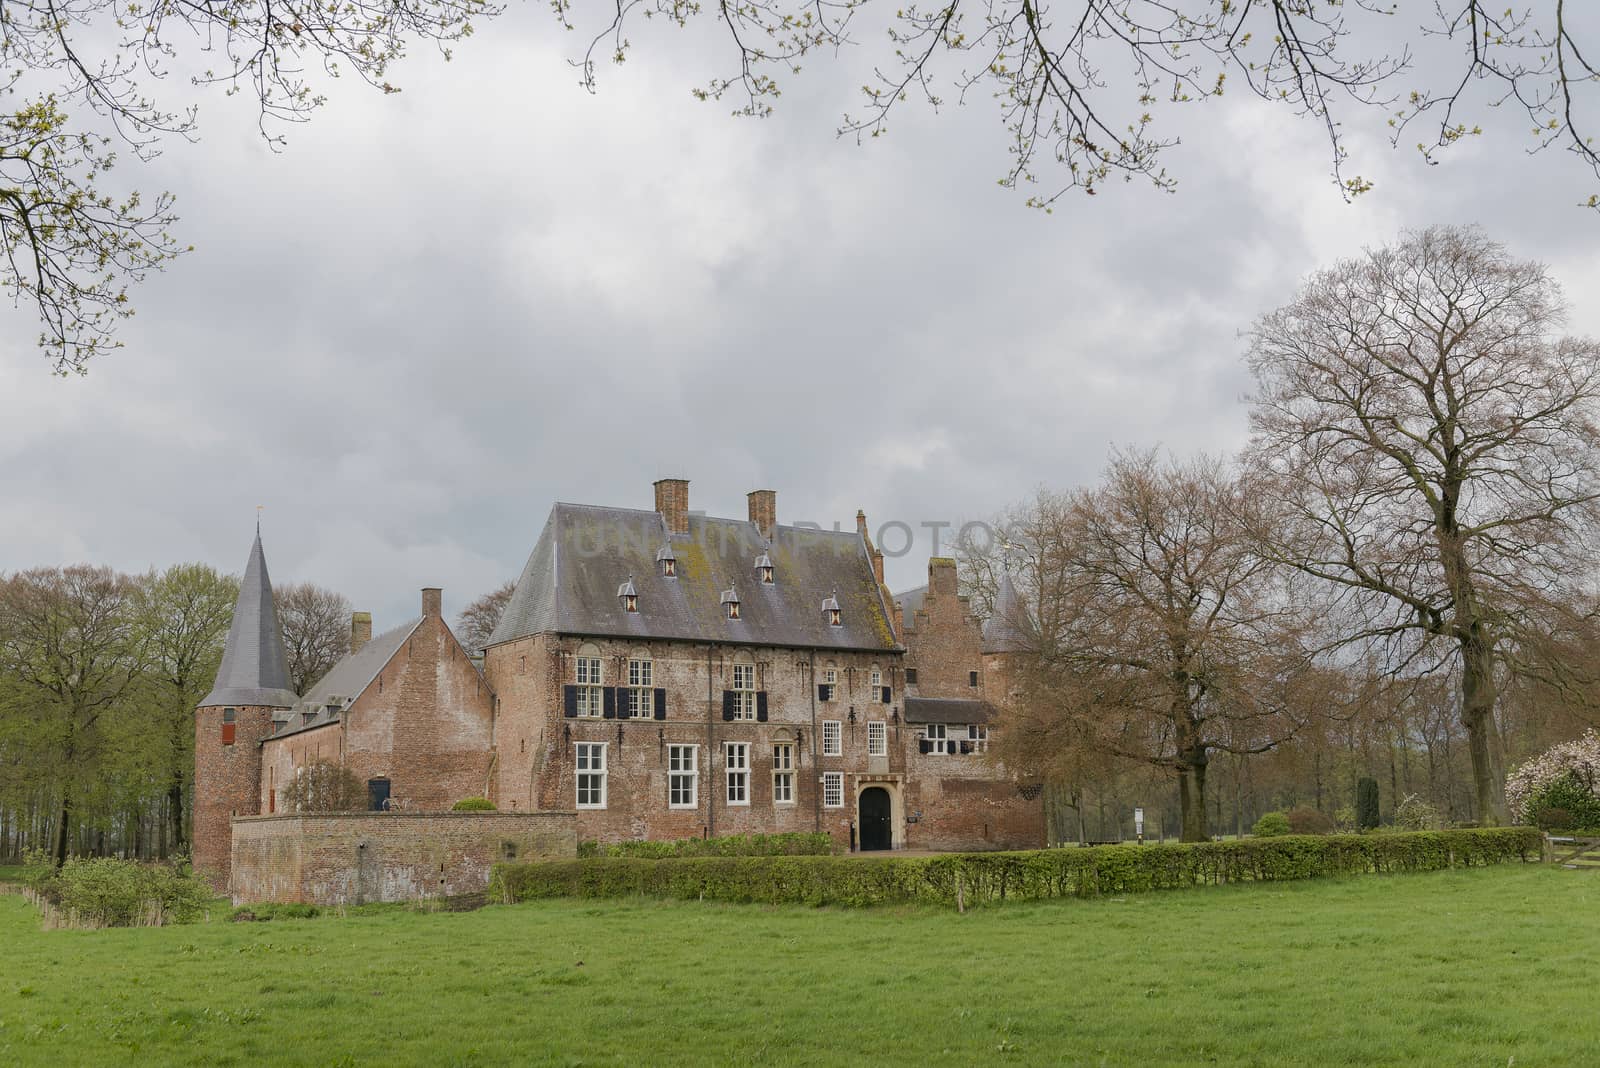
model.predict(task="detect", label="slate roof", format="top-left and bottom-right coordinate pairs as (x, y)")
top-left (271, 618), bottom-right (423, 738)
top-left (981, 573), bottom-right (1037, 654)
top-left (201, 533), bottom-right (300, 708)
top-left (904, 697), bottom-right (992, 725)
top-left (488, 504), bottom-right (899, 652)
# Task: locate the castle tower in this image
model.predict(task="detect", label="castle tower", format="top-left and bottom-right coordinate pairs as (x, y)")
top-left (193, 530), bottom-right (299, 887)
top-left (980, 573), bottom-right (1037, 703)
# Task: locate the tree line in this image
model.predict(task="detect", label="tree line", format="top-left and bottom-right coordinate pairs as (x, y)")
top-left (961, 226), bottom-right (1600, 841)
top-left (0, 568), bottom-right (353, 865)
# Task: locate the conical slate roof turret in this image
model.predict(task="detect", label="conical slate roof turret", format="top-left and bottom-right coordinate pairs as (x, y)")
top-left (981, 573), bottom-right (1037, 654)
top-left (199, 530), bottom-right (299, 708)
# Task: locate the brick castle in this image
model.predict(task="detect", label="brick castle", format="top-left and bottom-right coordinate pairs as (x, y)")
top-left (194, 479), bottom-right (1044, 887)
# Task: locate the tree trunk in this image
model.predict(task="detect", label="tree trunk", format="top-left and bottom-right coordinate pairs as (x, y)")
top-left (167, 779), bottom-right (185, 856)
top-left (1460, 633), bottom-right (1509, 825)
top-left (1177, 747), bottom-right (1210, 842)
top-left (53, 793), bottom-right (70, 868)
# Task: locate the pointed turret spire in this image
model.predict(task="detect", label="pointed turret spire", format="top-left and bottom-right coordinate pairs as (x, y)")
top-left (981, 573), bottom-right (1037, 654)
top-left (200, 530), bottom-right (299, 707)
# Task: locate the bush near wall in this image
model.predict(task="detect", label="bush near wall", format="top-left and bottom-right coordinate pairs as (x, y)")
top-left (492, 829), bottom-right (1542, 910)
top-left (26, 856), bottom-right (212, 927)
top-left (577, 833), bottom-right (836, 859)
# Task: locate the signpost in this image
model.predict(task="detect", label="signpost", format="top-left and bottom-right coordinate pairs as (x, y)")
top-left (1134, 807), bottom-right (1145, 845)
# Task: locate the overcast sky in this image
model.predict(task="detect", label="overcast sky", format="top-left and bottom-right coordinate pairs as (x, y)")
top-left (2, 7), bottom-right (1598, 629)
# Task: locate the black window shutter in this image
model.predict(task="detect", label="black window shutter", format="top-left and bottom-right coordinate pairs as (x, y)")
top-left (563, 686), bottom-right (578, 718)
top-left (960, 740), bottom-right (973, 755)
top-left (816, 684), bottom-right (827, 702)
top-left (918, 738), bottom-right (932, 755)
top-left (602, 688), bottom-right (616, 719)
top-left (722, 690), bottom-right (736, 721)
top-left (756, 692), bottom-right (769, 722)
top-left (654, 688), bottom-right (667, 720)
top-left (882, 686), bottom-right (892, 704)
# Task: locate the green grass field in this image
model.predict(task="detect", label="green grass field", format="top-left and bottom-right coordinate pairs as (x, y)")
top-left (3, 865), bottom-right (1597, 1066)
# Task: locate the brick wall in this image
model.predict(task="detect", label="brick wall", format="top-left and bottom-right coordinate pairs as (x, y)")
top-left (903, 558), bottom-right (986, 700)
top-left (194, 703), bottom-right (279, 888)
top-left (229, 811), bottom-right (576, 905)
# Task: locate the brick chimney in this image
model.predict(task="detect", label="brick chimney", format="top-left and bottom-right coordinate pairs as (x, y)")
top-left (350, 611), bottom-right (372, 655)
top-left (747, 490), bottom-right (776, 540)
top-left (654, 478), bottom-right (690, 535)
top-left (422, 587), bottom-right (442, 619)
top-left (856, 510), bottom-right (885, 585)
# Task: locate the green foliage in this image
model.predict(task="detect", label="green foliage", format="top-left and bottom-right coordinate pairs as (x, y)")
top-left (1394, 794), bottom-right (1444, 831)
top-left (230, 902), bottom-right (321, 922)
top-left (1527, 771), bottom-right (1600, 831)
top-left (1252, 812), bottom-right (1291, 837)
top-left (450, 797), bottom-right (497, 812)
top-left (1535, 807), bottom-right (1574, 831)
top-left (35, 857), bottom-right (210, 927)
top-left (1356, 777), bottom-right (1381, 830)
top-left (584, 832), bottom-right (836, 859)
top-left (490, 829), bottom-right (1541, 910)
top-left (1286, 807), bottom-right (1334, 835)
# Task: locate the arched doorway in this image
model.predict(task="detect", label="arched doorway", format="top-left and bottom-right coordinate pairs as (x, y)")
top-left (858, 787), bottom-right (892, 851)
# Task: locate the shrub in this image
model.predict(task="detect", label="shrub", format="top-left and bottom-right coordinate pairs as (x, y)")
top-left (1394, 794), bottom-right (1443, 831)
top-left (37, 858), bottom-right (211, 927)
top-left (1535, 807), bottom-right (1575, 831)
top-left (1506, 730), bottom-right (1600, 825)
top-left (580, 833), bottom-right (836, 859)
top-left (1525, 771), bottom-right (1600, 831)
top-left (490, 829), bottom-right (1542, 910)
top-left (451, 797), bottom-right (497, 812)
top-left (282, 760), bottom-right (367, 813)
top-left (1286, 807), bottom-right (1335, 835)
top-left (1356, 777), bottom-right (1381, 831)
top-left (1252, 812), bottom-right (1291, 837)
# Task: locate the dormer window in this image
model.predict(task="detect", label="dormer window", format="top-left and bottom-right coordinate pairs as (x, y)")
top-left (822, 590), bottom-right (842, 627)
top-left (656, 544), bottom-right (677, 578)
top-left (617, 576), bottom-right (639, 613)
top-left (721, 585), bottom-right (741, 621)
top-left (755, 552), bottom-right (774, 585)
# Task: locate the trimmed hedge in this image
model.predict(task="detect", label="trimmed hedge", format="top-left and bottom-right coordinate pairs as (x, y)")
top-left (491, 828), bottom-right (1542, 909)
top-left (451, 797), bottom-right (497, 811)
top-left (578, 832), bottom-right (836, 859)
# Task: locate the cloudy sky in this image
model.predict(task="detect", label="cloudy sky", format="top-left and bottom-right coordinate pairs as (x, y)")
top-left (2, 5), bottom-right (1598, 628)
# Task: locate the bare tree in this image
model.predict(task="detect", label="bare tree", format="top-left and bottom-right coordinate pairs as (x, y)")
top-left (281, 761), bottom-right (368, 813)
top-left (456, 580), bottom-right (516, 657)
top-left (276, 583), bottom-right (352, 695)
top-left (1242, 225), bottom-right (1600, 826)
top-left (1002, 449), bottom-right (1315, 840)
top-left (0, 566), bottom-right (147, 864)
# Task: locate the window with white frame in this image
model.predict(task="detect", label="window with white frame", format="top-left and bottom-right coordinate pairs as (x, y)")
top-left (732, 662), bottom-right (756, 720)
top-left (725, 742), bottom-right (749, 804)
top-left (867, 721), bottom-right (887, 757)
top-left (576, 652), bottom-right (604, 717)
top-left (773, 743), bottom-right (795, 803)
top-left (822, 720), bottom-right (842, 756)
top-left (627, 656), bottom-right (654, 718)
top-left (669, 744), bottom-right (697, 808)
top-left (822, 772), bottom-right (844, 808)
top-left (575, 743), bottom-right (607, 807)
top-left (924, 723), bottom-right (950, 755)
top-left (869, 666), bottom-right (882, 700)
top-left (821, 666), bottom-right (837, 702)
top-left (969, 725), bottom-right (989, 753)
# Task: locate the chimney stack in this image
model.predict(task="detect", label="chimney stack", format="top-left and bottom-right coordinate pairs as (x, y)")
top-left (654, 478), bottom-right (690, 535)
top-left (421, 587), bottom-right (442, 619)
top-left (856, 509), bottom-right (869, 537)
top-left (350, 611), bottom-right (372, 655)
top-left (747, 489), bottom-right (777, 541)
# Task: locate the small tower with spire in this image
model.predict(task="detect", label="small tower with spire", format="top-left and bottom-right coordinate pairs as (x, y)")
top-left (193, 528), bottom-right (299, 888)
top-left (981, 573), bottom-right (1037, 704)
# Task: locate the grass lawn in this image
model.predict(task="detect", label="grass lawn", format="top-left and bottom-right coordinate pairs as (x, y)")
top-left (2, 865), bottom-right (1597, 1066)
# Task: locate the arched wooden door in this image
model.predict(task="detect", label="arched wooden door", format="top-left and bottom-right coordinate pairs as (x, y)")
top-left (858, 787), bottom-right (892, 851)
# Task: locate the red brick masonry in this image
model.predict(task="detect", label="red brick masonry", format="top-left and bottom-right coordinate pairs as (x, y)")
top-left (229, 812), bottom-right (577, 905)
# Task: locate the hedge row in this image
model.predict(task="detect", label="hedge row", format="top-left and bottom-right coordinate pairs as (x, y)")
top-left (577, 832), bottom-right (836, 859)
top-left (492, 828), bottom-right (1542, 909)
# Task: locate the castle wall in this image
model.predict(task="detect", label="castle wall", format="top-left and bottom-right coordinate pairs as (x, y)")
top-left (229, 812), bottom-right (576, 905)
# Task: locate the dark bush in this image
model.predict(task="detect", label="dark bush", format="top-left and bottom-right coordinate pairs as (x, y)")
top-left (1252, 812), bottom-right (1291, 837)
top-left (451, 797), bottom-right (497, 811)
top-left (490, 828), bottom-right (1542, 910)
top-left (1287, 807), bottom-right (1335, 835)
top-left (282, 761), bottom-right (367, 813)
top-left (35, 857), bottom-right (212, 927)
top-left (1535, 806), bottom-right (1575, 831)
top-left (1356, 778), bottom-right (1381, 831)
top-left (1527, 771), bottom-right (1600, 830)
